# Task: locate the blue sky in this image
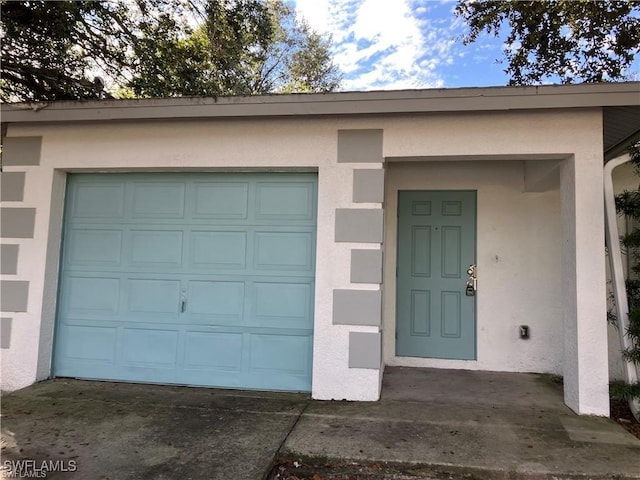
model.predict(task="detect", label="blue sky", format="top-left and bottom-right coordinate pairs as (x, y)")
top-left (293, 0), bottom-right (640, 91)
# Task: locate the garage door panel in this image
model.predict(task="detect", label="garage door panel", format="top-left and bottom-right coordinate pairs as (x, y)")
top-left (56, 325), bottom-right (117, 363)
top-left (190, 231), bottom-right (247, 269)
top-left (129, 230), bottom-right (184, 267)
top-left (254, 232), bottom-right (313, 272)
top-left (253, 282), bottom-right (313, 329)
top-left (71, 183), bottom-right (125, 219)
top-left (121, 328), bottom-right (179, 368)
top-left (63, 276), bottom-right (120, 315)
top-left (193, 182), bottom-right (249, 219)
top-left (66, 229), bottom-right (123, 267)
top-left (127, 279), bottom-right (181, 316)
top-left (56, 172), bottom-right (316, 392)
top-left (131, 182), bottom-right (186, 218)
top-left (183, 331), bottom-right (243, 371)
top-left (249, 334), bottom-right (311, 375)
top-left (187, 280), bottom-right (245, 318)
top-left (255, 182), bottom-right (315, 221)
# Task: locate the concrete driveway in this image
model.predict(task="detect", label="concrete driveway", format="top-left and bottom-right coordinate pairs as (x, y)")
top-left (2, 369), bottom-right (639, 480)
top-left (1, 380), bottom-right (308, 480)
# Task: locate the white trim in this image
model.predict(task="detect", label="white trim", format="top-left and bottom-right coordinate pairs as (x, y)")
top-left (2, 83), bottom-right (638, 124)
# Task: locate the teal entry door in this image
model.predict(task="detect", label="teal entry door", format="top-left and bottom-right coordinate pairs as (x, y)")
top-left (396, 191), bottom-right (477, 360)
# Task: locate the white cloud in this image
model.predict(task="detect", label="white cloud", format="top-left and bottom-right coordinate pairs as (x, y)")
top-left (293, 0), bottom-right (332, 34)
top-left (293, 0), bottom-right (459, 91)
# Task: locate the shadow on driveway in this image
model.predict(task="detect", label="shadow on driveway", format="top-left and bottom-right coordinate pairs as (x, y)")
top-left (1, 379), bottom-right (309, 480)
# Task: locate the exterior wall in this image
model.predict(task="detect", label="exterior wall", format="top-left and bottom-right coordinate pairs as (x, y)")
top-left (1, 119), bottom-right (383, 400)
top-left (376, 108), bottom-right (607, 415)
top-left (560, 151), bottom-right (608, 415)
top-left (1, 107), bottom-right (608, 413)
top-left (608, 161), bottom-right (638, 380)
top-left (0, 137), bottom-right (42, 392)
top-left (384, 161), bottom-right (563, 374)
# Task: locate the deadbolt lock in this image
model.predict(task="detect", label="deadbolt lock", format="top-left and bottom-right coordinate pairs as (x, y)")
top-left (465, 264), bottom-right (477, 296)
top-left (465, 281), bottom-right (476, 296)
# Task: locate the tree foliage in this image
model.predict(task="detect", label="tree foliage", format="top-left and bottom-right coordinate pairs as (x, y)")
top-left (0, 0), bottom-right (341, 101)
top-left (455, 0), bottom-right (640, 85)
top-left (1, 1), bottom-right (131, 101)
top-left (128, 0), bottom-right (340, 97)
top-left (613, 142), bottom-right (640, 404)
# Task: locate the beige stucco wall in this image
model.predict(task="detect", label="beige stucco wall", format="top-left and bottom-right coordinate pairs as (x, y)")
top-left (2, 107), bottom-right (609, 414)
top-left (1, 118), bottom-right (383, 400)
top-left (376, 109), bottom-right (608, 414)
top-left (384, 160), bottom-right (562, 374)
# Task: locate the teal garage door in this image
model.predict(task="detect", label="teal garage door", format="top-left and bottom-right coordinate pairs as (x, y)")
top-left (54, 173), bottom-right (317, 392)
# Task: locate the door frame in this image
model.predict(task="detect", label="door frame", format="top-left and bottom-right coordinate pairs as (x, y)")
top-left (394, 189), bottom-right (478, 361)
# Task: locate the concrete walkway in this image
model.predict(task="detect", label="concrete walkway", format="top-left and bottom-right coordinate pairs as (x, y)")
top-left (1, 368), bottom-right (639, 479)
top-left (282, 367), bottom-right (640, 479)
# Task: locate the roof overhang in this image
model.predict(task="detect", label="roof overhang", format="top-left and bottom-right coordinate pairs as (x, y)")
top-left (603, 105), bottom-right (640, 160)
top-left (2, 82), bottom-right (639, 158)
